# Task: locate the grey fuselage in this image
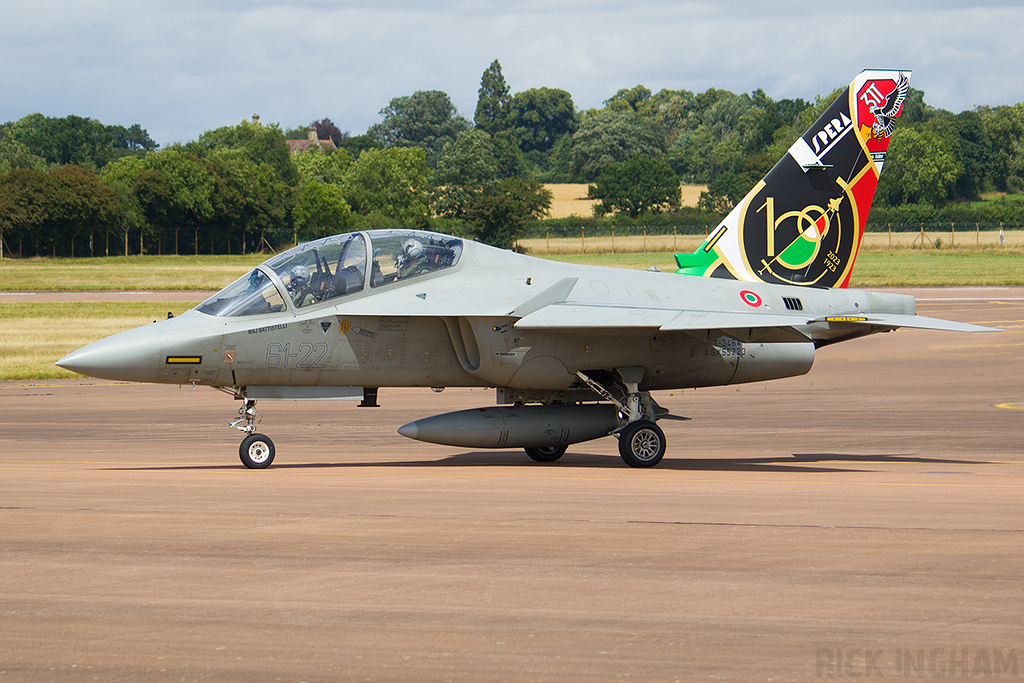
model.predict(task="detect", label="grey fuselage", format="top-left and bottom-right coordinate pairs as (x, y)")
top-left (61, 232), bottom-right (915, 396)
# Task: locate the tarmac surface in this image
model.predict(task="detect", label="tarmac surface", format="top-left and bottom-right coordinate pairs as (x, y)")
top-left (1, 288), bottom-right (1022, 682)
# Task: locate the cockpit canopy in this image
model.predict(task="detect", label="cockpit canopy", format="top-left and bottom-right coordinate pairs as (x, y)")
top-left (197, 229), bottom-right (463, 317)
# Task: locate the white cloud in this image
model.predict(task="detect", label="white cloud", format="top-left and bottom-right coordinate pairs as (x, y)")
top-left (1, 0), bottom-right (1022, 146)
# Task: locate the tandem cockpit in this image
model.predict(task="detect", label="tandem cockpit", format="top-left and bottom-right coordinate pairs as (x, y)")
top-left (197, 229), bottom-right (464, 317)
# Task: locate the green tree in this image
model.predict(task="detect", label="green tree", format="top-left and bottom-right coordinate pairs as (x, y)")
top-left (642, 88), bottom-right (696, 148)
top-left (99, 155), bottom-right (146, 186)
top-left (0, 138), bottom-right (51, 174)
top-left (107, 124), bottom-right (159, 156)
top-left (978, 104), bottom-right (1024, 192)
top-left (0, 168), bottom-right (49, 256)
top-left (464, 176), bottom-right (552, 249)
top-left (188, 120), bottom-right (299, 185)
top-left (134, 149), bottom-right (216, 254)
top-left (506, 87), bottom-right (577, 156)
top-left (910, 108), bottom-right (991, 202)
top-left (746, 91), bottom-right (808, 157)
top-left (900, 88), bottom-right (932, 125)
top-left (475, 60), bottom-right (512, 135)
top-left (98, 156), bottom-right (146, 253)
top-left (431, 129), bottom-right (523, 218)
top-left (6, 114), bottom-right (119, 169)
top-left (570, 109), bottom-right (667, 182)
top-left (293, 181), bottom-right (352, 241)
top-left (0, 165), bottom-right (118, 256)
top-left (544, 133), bottom-right (575, 182)
top-left (205, 154), bottom-right (294, 254)
top-left (763, 86), bottom-right (844, 161)
top-left (45, 165), bottom-right (119, 256)
top-left (368, 91), bottom-right (470, 168)
top-left (876, 128), bottom-right (962, 206)
top-left (337, 134), bottom-right (380, 160)
top-left (604, 85), bottom-right (653, 114)
top-left (342, 147), bottom-right (431, 227)
top-left (293, 147), bottom-right (353, 186)
top-left (668, 91), bottom-right (765, 183)
top-left (587, 156), bottom-right (681, 218)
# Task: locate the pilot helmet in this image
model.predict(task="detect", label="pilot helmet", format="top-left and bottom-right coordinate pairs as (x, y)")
top-left (402, 239), bottom-right (424, 260)
top-left (288, 264), bottom-right (310, 288)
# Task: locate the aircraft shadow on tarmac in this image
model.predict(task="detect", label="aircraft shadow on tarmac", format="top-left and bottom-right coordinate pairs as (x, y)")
top-left (101, 451), bottom-right (985, 474)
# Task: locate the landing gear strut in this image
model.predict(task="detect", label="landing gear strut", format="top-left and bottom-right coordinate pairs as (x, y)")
top-left (577, 367), bottom-right (667, 468)
top-left (228, 397), bottom-right (276, 469)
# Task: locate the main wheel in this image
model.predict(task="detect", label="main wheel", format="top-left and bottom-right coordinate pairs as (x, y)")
top-left (240, 433), bottom-right (275, 469)
top-left (525, 444), bottom-right (568, 462)
top-left (617, 421), bottom-right (665, 468)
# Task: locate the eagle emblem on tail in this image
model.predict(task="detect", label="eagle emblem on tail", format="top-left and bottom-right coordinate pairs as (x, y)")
top-left (869, 71), bottom-right (910, 140)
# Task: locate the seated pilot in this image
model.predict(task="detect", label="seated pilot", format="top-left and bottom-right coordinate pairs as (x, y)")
top-left (285, 264), bottom-right (314, 307)
top-left (397, 238), bottom-right (429, 279)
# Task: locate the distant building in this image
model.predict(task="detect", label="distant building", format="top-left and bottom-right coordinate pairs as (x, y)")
top-left (287, 127), bottom-right (337, 153)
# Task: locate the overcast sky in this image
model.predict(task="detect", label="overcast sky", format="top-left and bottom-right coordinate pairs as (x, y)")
top-left (2, 0), bottom-right (1022, 147)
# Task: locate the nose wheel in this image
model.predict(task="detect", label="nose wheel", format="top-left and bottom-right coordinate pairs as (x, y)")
top-left (228, 397), bottom-right (275, 469)
top-left (240, 433), bottom-right (275, 469)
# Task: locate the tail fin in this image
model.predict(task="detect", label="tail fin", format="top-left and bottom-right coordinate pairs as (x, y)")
top-left (676, 69), bottom-right (911, 288)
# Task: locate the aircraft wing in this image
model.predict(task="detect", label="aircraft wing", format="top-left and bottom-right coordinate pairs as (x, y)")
top-left (514, 304), bottom-right (811, 330)
top-left (513, 304), bottom-right (680, 329)
top-left (513, 304), bottom-right (1002, 342)
top-left (514, 304), bottom-right (814, 343)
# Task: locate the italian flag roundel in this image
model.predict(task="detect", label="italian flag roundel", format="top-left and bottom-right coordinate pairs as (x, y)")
top-left (740, 290), bottom-right (762, 307)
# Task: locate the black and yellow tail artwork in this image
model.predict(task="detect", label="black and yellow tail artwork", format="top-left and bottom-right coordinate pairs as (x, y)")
top-left (676, 69), bottom-right (910, 288)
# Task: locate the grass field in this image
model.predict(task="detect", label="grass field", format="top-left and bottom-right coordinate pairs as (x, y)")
top-left (0, 301), bottom-right (202, 380)
top-left (0, 254), bottom-right (264, 292)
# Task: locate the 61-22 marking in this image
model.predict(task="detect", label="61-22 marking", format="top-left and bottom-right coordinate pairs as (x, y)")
top-left (266, 342), bottom-right (329, 369)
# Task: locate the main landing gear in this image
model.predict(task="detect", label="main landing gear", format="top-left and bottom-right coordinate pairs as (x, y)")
top-left (617, 420), bottom-right (666, 468)
top-left (576, 367), bottom-right (668, 469)
top-left (229, 398), bottom-right (275, 469)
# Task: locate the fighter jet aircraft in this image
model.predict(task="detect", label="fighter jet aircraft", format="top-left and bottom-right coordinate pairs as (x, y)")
top-left (57, 69), bottom-right (999, 469)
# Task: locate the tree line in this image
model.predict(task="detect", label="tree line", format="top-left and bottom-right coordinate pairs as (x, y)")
top-left (3, 60), bottom-right (1024, 258)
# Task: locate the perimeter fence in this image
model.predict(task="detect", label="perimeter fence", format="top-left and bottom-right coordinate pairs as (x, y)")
top-left (517, 222), bottom-right (1024, 254)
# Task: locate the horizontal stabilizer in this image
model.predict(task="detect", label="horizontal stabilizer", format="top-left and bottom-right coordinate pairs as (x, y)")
top-left (810, 313), bottom-right (1003, 334)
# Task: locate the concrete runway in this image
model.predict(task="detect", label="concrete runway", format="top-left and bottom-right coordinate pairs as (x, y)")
top-left (1, 288), bottom-right (1022, 682)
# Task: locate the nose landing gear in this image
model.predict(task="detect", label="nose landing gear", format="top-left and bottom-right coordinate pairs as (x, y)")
top-left (229, 397), bottom-right (275, 469)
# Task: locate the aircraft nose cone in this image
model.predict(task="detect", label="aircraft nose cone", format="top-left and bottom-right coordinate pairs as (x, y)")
top-left (56, 324), bottom-right (164, 382)
top-left (397, 421), bottom-right (419, 440)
